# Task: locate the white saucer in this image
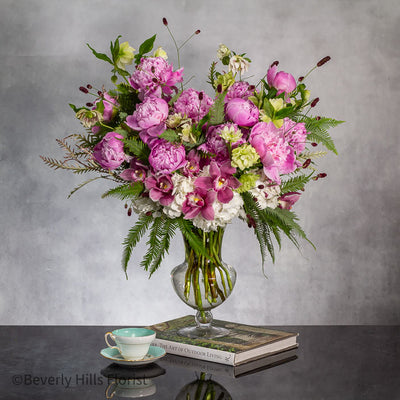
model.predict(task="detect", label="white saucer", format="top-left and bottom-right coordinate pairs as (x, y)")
top-left (100, 346), bottom-right (166, 366)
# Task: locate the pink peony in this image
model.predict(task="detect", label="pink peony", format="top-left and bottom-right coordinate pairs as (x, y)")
top-left (93, 132), bottom-right (126, 170)
top-left (174, 88), bottom-right (214, 122)
top-left (267, 65), bottom-right (296, 99)
top-left (148, 139), bottom-right (187, 174)
top-left (144, 174), bottom-right (174, 206)
top-left (225, 98), bottom-right (259, 127)
top-left (249, 122), bottom-right (296, 184)
top-left (182, 188), bottom-right (216, 220)
top-left (129, 57), bottom-right (183, 99)
top-left (225, 81), bottom-right (255, 103)
top-left (282, 118), bottom-right (309, 154)
top-left (126, 97), bottom-right (169, 145)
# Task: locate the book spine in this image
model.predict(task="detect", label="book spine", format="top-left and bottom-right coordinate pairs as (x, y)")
top-left (152, 338), bottom-right (236, 366)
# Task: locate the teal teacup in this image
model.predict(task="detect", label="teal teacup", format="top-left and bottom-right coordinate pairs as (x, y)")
top-left (105, 328), bottom-right (156, 360)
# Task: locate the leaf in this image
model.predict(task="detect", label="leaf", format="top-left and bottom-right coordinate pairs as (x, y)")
top-left (122, 214), bottom-right (154, 277)
top-left (209, 92), bottom-right (226, 125)
top-left (123, 137), bottom-right (150, 162)
top-left (176, 218), bottom-right (212, 259)
top-left (280, 174), bottom-right (312, 194)
top-left (304, 117), bottom-right (343, 155)
top-left (101, 182), bottom-right (144, 200)
top-left (86, 43), bottom-right (113, 64)
top-left (159, 129), bottom-right (180, 143)
top-left (69, 103), bottom-right (79, 113)
top-left (110, 35), bottom-right (122, 62)
top-left (134, 34), bottom-right (157, 63)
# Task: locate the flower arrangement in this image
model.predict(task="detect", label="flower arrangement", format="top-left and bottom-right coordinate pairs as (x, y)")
top-left (42, 19), bottom-right (342, 297)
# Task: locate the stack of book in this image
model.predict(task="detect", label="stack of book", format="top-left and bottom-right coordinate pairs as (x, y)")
top-left (148, 315), bottom-right (298, 370)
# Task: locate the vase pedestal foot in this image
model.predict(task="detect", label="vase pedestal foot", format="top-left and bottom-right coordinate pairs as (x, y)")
top-left (177, 311), bottom-right (229, 339)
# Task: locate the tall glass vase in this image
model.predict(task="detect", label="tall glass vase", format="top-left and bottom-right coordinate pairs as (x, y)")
top-left (171, 226), bottom-right (236, 339)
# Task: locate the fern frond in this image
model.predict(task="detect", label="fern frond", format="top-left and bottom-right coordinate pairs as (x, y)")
top-left (209, 92), bottom-right (226, 125)
top-left (148, 218), bottom-right (178, 277)
top-left (303, 117), bottom-right (343, 155)
top-left (263, 207), bottom-right (315, 250)
top-left (280, 174), bottom-right (312, 194)
top-left (101, 182), bottom-right (144, 200)
top-left (68, 176), bottom-right (103, 198)
top-left (124, 137), bottom-right (150, 163)
top-left (122, 214), bottom-right (154, 277)
top-left (176, 218), bottom-right (211, 259)
top-left (242, 192), bottom-right (275, 265)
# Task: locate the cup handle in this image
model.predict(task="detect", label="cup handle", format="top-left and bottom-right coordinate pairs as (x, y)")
top-left (104, 332), bottom-right (119, 351)
top-left (105, 380), bottom-right (116, 399)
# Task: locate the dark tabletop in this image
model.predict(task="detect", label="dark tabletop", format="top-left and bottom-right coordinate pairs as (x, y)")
top-left (1, 325), bottom-right (399, 399)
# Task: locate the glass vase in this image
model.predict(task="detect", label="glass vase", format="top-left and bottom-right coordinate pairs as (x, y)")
top-left (171, 226), bottom-right (236, 339)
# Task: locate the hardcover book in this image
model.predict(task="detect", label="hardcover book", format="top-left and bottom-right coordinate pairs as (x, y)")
top-left (149, 315), bottom-right (298, 366)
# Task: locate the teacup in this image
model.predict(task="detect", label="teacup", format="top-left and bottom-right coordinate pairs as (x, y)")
top-left (105, 328), bottom-right (156, 360)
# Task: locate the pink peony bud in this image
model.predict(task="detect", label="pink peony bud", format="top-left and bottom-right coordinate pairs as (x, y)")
top-left (225, 98), bottom-right (259, 127)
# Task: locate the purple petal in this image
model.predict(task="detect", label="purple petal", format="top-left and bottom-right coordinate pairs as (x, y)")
top-left (217, 188), bottom-right (234, 204)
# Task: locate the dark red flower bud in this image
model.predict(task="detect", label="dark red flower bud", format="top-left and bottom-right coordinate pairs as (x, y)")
top-left (124, 203), bottom-right (128, 209)
top-left (311, 97), bottom-right (319, 107)
top-left (151, 66), bottom-right (156, 73)
top-left (152, 77), bottom-right (158, 83)
top-left (86, 102), bottom-right (93, 107)
top-left (248, 85), bottom-right (255, 91)
top-left (145, 211), bottom-right (152, 216)
top-left (127, 208), bottom-right (132, 216)
top-left (298, 76), bottom-right (304, 82)
top-left (271, 60), bottom-right (279, 67)
top-left (317, 56), bottom-right (331, 67)
top-left (195, 29), bottom-right (201, 35)
top-left (311, 142), bottom-right (318, 147)
top-left (302, 158), bottom-right (311, 168)
top-left (86, 84), bottom-right (92, 89)
top-left (97, 90), bottom-right (103, 96)
top-left (253, 197), bottom-right (258, 202)
top-left (258, 184), bottom-right (265, 189)
top-left (315, 116), bottom-right (321, 120)
top-left (217, 84), bottom-right (223, 93)
top-left (198, 92), bottom-right (204, 101)
top-left (162, 17), bottom-right (168, 26)
top-left (79, 86), bottom-right (89, 93)
top-left (318, 172), bottom-right (327, 178)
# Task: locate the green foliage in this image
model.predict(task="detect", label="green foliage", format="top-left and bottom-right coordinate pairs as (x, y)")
top-left (123, 137), bottom-right (150, 162)
top-left (280, 174), bottom-right (313, 194)
top-left (176, 218), bottom-right (212, 259)
top-left (86, 43), bottom-right (113, 64)
top-left (209, 92), bottom-right (227, 125)
top-left (159, 129), bottom-right (180, 143)
top-left (140, 217), bottom-right (178, 277)
top-left (303, 117), bottom-right (343, 155)
top-left (134, 34), bottom-right (157, 64)
top-left (242, 192), bottom-right (275, 266)
top-left (101, 182), bottom-right (144, 200)
top-left (207, 61), bottom-right (218, 89)
top-left (242, 192), bottom-right (314, 270)
top-left (122, 214), bottom-right (154, 276)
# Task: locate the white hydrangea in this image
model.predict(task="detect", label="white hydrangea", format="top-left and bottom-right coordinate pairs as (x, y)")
top-left (248, 179), bottom-right (281, 210)
top-left (131, 196), bottom-right (162, 217)
top-left (163, 174), bottom-right (195, 218)
top-left (193, 191), bottom-right (244, 232)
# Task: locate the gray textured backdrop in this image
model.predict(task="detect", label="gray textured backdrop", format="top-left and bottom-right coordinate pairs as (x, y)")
top-left (0, 0), bottom-right (399, 325)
